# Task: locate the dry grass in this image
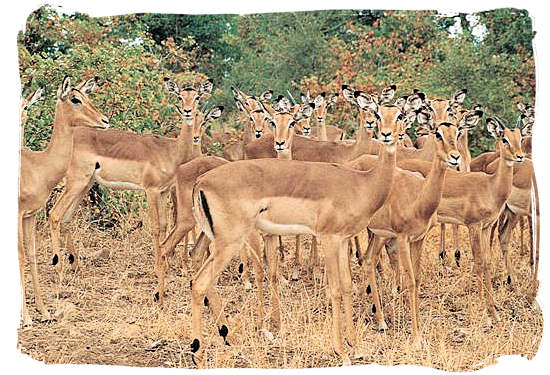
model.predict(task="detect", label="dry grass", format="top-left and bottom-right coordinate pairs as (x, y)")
top-left (17, 206), bottom-right (543, 370)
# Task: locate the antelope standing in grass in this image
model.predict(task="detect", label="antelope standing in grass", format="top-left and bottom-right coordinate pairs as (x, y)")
top-left (397, 117), bottom-right (524, 322)
top-left (48, 78), bottom-right (221, 304)
top-left (350, 112), bottom-right (464, 345)
top-left (187, 88), bottom-right (403, 367)
top-left (19, 76), bottom-right (109, 326)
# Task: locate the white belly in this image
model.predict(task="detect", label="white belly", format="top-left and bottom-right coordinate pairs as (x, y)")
top-left (94, 173), bottom-right (144, 191)
top-left (256, 218), bottom-right (314, 236)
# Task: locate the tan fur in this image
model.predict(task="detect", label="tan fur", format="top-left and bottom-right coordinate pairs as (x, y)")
top-left (48, 79), bottom-right (217, 305)
top-left (397, 121), bottom-right (524, 320)
top-left (19, 77), bottom-right (108, 325)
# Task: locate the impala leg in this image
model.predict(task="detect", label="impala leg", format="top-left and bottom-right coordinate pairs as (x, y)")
top-left (498, 210), bottom-right (519, 287)
top-left (190, 237), bottom-right (244, 368)
top-left (246, 232), bottom-right (265, 331)
top-left (311, 236), bottom-right (319, 268)
top-left (321, 234), bottom-right (351, 366)
top-left (410, 237), bottom-right (425, 329)
top-left (519, 216), bottom-right (525, 256)
top-left (386, 239), bottom-right (401, 296)
top-left (49, 172), bottom-right (95, 282)
top-left (339, 240), bottom-right (355, 346)
top-left (452, 224), bottom-right (460, 266)
top-left (265, 235), bottom-right (281, 331)
top-left (291, 235), bottom-right (301, 280)
top-left (365, 235), bottom-right (388, 330)
top-left (18, 214), bottom-right (32, 326)
top-left (65, 231), bottom-right (79, 273)
top-left (439, 223), bottom-right (446, 261)
top-left (481, 226), bottom-right (498, 319)
top-left (238, 245), bottom-right (252, 290)
top-left (397, 236), bottom-right (420, 348)
top-left (146, 189), bottom-right (166, 305)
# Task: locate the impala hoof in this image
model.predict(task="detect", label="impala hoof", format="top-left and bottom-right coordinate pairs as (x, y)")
top-left (377, 320), bottom-right (388, 331)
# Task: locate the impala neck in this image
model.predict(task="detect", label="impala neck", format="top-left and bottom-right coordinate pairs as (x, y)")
top-left (317, 120), bottom-right (328, 141)
top-left (458, 130), bottom-right (471, 171)
top-left (414, 154), bottom-right (447, 220)
top-left (41, 101), bottom-right (77, 185)
top-left (491, 144), bottom-right (515, 206)
top-left (176, 122), bottom-right (195, 163)
top-left (359, 143), bottom-right (396, 218)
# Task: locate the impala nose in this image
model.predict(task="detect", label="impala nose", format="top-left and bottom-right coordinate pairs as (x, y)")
top-left (193, 136), bottom-right (200, 144)
top-left (516, 154), bottom-right (525, 162)
top-left (380, 131), bottom-right (393, 143)
top-left (255, 130), bottom-right (262, 138)
top-left (303, 128), bottom-right (311, 136)
top-left (448, 153), bottom-right (461, 167)
top-left (275, 140), bottom-right (286, 151)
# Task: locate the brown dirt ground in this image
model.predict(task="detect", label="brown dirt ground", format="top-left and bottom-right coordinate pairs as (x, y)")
top-left (17, 207), bottom-right (543, 370)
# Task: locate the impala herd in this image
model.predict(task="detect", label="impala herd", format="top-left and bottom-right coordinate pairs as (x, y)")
top-left (18, 75), bottom-right (538, 367)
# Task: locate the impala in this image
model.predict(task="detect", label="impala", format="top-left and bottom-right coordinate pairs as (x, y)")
top-left (19, 76), bottom-right (109, 325)
top-left (48, 78), bottom-right (220, 305)
top-left (397, 117), bottom-right (524, 321)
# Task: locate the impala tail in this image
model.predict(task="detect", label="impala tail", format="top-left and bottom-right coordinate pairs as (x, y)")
top-left (193, 184), bottom-right (215, 241)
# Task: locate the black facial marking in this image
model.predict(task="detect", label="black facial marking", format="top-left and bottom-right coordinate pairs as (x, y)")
top-left (238, 263), bottom-right (244, 274)
top-left (68, 254), bottom-right (75, 264)
top-left (366, 285), bottom-right (372, 295)
top-left (204, 296), bottom-right (209, 306)
top-left (190, 338), bottom-right (200, 353)
top-left (219, 324), bottom-right (229, 342)
top-left (52, 254), bottom-right (59, 266)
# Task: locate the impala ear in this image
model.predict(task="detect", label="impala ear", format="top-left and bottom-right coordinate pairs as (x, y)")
top-left (452, 88), bottom-right (467, 104)
top-left (58, 76), bottom-right (72, 101)
top-left (200, 79), bottom-right (214, 95)
top-left (521, 123), bottom-right (533, 136)
top-left (486, 117), bottom-right (504, 138)
top-left (407, 95), bottom-right (423, 111)
top-left (275, 95), bottom-right (291, 113)
top-left (313, 94), bottom-right (325, 109)
top-left (77, 77), bottom-right (96, 94)
top-left (328, 93), bottom-right (339, 106)
top-left (298, 103), bottom-right (314, 119)
top-left (517, 102), bottom-right (525, 112)
top-left (341, 85), bottom-right (355, 102)
top-left (300, 92), bottom-right (309, 104)
top-left (416, 110), bottom-right (432, 126)
top-left (404, 111), bottom-right (417, 126)
top-left (355, 92), bottom-right (374, 110)
top-left (460, 109), bottom-right (483, 129)
top-left (394, 96), bottom-right (407, 109)
top-left (164, 78), bottom-right (180, 95)
top-left (260, 90), bottom-right (273, 101)
top-left (205, 106), bottom-right (224, 122)
top-left (27, 87), bottom-right (43, 107)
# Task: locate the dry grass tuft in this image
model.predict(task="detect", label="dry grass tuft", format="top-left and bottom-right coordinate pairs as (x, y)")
top-left (17, 207), bottom-right (542, 370)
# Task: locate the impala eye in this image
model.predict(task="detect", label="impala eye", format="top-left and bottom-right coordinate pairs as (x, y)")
top-left (23, 105), bottom-right (28, 111)
top-left (288, 121), bottom-right (295, 128)
top-left (435, 132), bottom-right (443, 140)
top-left (71, 97), bottom-right (82, 105)
top-left (397, 113), bottom-right (404, 121)
top-left (502, 138), bottom-right (509, 145)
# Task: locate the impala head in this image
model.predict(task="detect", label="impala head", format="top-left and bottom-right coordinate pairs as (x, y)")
top-left (487, 117), bottom-right (525, 163)
top-left (301, 92), bottom-right (338, 124)
top-left (57, 76), bottom-right (109, 129)
top-left (192, 106), bottom-right (224, 145)
top-left (269, 98), bottom-right (309, 154)
top-left (21, 87), bottom-right (43, 125)
top-left (165, 78), bottom-right (213, 123)
top-left (425, 89), bottom-right (467, 124)
top-left (342, 85), bottom-right (379, 132)
top-left (517, 102), bottom-right (534, 137)
top-left (293, 102), bottom-right (315, 137)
